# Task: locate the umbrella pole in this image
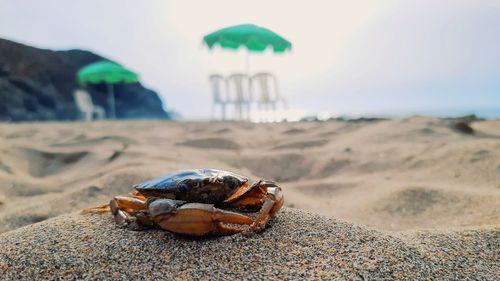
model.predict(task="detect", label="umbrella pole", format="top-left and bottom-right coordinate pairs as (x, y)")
top-left (245, 51), bottom-right (251, 121)
top-left (245, 51), bottom-right (250, 76)
top-left (107, 83), bottom-right (116, 119)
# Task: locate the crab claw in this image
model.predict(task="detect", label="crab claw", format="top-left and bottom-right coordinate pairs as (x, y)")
top-left (224, 179), bottom-right (278, 205)
top-left (246, 184), bottom-right (284, 235)
top-left (223, 179), bottom-right (284, 235)
top-left (149, 199), bottom-right (253, 236)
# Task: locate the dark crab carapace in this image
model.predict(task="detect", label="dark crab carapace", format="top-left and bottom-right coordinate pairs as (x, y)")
top-left (88, 169), bottom-right (283, 236)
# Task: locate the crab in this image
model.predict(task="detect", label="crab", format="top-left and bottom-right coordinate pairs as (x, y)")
top-left (88, 169), bottom-right (283, 236)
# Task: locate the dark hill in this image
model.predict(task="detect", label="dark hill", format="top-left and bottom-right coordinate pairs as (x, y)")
top-left (0, 38), bottom-right (170, 121)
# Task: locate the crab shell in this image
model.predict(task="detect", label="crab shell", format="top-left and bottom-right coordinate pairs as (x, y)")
top-left (133, 169), bottom-right (250, 204)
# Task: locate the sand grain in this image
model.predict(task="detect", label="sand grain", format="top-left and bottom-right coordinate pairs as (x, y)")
top-left (0, 208), bottom-right (498, 280)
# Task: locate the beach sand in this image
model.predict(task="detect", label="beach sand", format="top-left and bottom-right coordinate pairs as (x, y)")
top-left (1, 209), bottom-right (498, 279)
top-left (0, 117), bottom-right (499, 279)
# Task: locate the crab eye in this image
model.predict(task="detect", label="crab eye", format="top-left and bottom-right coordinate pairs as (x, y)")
top-left (226, 178), bottom-right (239, 189)
top-left (178, 183), bottom-right (189, 192)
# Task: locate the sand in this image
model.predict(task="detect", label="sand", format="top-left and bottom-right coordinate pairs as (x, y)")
top-left (1, 209), bottom-right (498, 280)
top-left (0, 117), bottom-right (499, 279)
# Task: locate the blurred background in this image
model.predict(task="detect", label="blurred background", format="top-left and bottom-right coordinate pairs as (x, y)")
top-left (1, 0), bottom-right (500, 235)
top-left (0, 0), bottom-right (499, 121)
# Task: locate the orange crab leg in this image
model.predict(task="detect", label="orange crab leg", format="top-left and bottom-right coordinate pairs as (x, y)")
top-left (224, 180), bottom-right (279, 207)
top-left (248, 186), bottom-right (284, 232)
top-left (111, 195), bottom-right (147, 214)
top-left (224, 180), bottom-right (284, 233)
top-left (108, 194), bottom-right (148, 228)
top-left (83, 191), bottom-right (147, 213)
top-left (82, 203), bottom-right (111, 213)
top-left (83, 192), bottom-right (148, 229)
top-left (151, 201), bottom-right (253, 236)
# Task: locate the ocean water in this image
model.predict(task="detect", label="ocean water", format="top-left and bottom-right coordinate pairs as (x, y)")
top-left (385, 108), bottom-right (500, 119)
top-left (332, 107), bottom-right (500, 120)
top-left (219, 107), bottom-right (500, 123)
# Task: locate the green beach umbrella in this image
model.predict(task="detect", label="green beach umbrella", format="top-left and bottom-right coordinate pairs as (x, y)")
top-left (77, 61), bottom-right (139, 119)
top-left (203, 24), bottom-right (292, 53)
top-left (203, 24), bottom-right (292, 73)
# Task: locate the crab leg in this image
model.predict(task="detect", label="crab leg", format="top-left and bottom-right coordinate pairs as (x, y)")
top-left (111, 195), bottom-right (147, 214)
top-left (83, 191), bottom-right (147, 213)
top-left (225, 180), bottom-right (284, 233)
top-left (83, 191), bottom-right (148, 229)
top-left (248, 186), bottom-right (284, 232)
top-left (109, 193), bottom-right (148, 228)
top-left (149, 200), bottom-right (253, 236)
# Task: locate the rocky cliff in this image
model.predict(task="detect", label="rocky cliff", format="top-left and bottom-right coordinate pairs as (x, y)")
top-left (0, 38), bottom-right (170, 121)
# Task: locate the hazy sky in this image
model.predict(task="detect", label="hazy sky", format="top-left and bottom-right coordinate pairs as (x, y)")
top-left (1, 0), bottom-right (499, 118)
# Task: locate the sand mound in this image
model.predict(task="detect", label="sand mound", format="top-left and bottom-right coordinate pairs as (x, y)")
top-left (0, 208), bottom-right (498, 280)
top-left (213, 128), bottom-right (232, 134)
top-left (6, 182), bottom-right (53, 197)
top-left (381, 187), bottom-right (453, 217)
top-left (242, 153), bottom-right (310, 182)
top-left (317, 158), bottom-right (351, 177)
top-left (273, 139), bottom-right (328, 150)
top-left (368, 187), bottom-right (500, 230)
top-left (282, 128), bottom-right (306, 135)
top-left (0, 167), bottom-right (151, 233)
top-left (51, 135), bottom-right (134, 148)
top-left (178, 138), bottom-right (241, 150)
top-left (2, 147), bottom-right (88, 178)
top-left (294, 182), bottom-right (355, 196)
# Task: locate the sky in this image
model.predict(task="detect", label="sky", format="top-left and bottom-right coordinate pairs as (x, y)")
top-left (1, 0), bottom-right (499, 119)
